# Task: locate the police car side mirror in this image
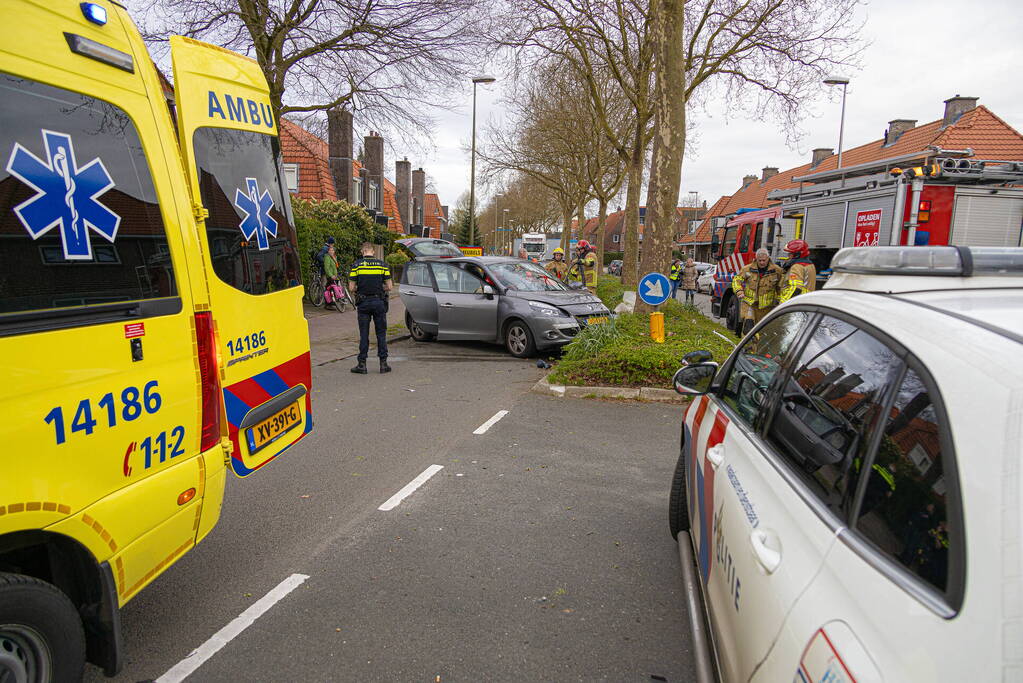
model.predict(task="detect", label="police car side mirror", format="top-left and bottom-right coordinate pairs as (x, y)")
top-left (673, 362), bottom-right (719, 396)
top-left (683, 349), bottom-right (713, 365)
top-left (482, 284), bottom-right (494, 298)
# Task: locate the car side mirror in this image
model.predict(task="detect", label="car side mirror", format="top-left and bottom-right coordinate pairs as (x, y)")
top-left (482, 284), bottom-right (494, 298)
top-left (683, 350), bottom-right (713, 365)
top-left (673, 362), bottom-right (719, 395)
top-left (711, 234), bottom-right (720, 260)
top-left (566, 281), bottom-right (584, 290)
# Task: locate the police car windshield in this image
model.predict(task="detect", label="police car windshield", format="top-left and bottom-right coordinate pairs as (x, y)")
top-left (490, 262), bottom-right (567, 291)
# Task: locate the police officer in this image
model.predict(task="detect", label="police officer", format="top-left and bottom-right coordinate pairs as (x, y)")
top-left (779, 239), bottom-right (816, 303)
top-left (668, 258), bottom-right (682, 299)
top-left (347, 242), bottom-right (393, 374)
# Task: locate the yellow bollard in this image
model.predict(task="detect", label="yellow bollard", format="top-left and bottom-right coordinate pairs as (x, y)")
top-left (650, 311), bottom-right (665, 343)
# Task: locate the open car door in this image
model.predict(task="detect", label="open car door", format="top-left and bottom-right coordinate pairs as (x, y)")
top-left (171, 36), bottom-right (312, 476)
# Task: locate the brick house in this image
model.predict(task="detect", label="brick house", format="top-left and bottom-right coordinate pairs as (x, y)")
top-left (687, 95), bottom-right (1023, 256)
top-left (279, 116), bottom-right (445, 235)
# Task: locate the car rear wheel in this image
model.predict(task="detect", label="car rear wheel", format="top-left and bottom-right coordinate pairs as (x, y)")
top-left (504, 320), bottom-right (535, 358)
top-left (668, 433), bottom-right (691, 539)
top-left (406, 312), bottom-right (435, 342)
top-left (0, 573), bottom-right (86, 683)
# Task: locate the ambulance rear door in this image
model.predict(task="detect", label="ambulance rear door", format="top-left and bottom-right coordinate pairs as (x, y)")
top-left (170, 36), bottom-right (312, 476)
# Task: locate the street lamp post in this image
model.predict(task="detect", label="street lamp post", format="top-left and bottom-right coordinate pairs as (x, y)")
top-left (823, 75), bottom-right (850, 169)
top-left (502, 209), bottom-right (509, 254)
top-left (469, 75), bottom-right (496, 248)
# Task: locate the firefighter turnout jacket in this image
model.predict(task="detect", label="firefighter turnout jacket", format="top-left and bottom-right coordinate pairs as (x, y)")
top-left (732, 261), bottom-right (785, 311)
top-left (545, 258), bottom-right (569, 281)
top-left (780, 258), bottom-right (817, 303)
top-left (569, 251), bottom-right (599, 287)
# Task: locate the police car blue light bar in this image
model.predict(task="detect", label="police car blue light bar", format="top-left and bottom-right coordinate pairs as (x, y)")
top-left (832, 246), bottom-right (1023, 277)
top-left (80, 2), bottom-right (107, 25)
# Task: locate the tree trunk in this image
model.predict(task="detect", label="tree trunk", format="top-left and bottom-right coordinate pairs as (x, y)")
top-left (621, 136), bottom-right (644, 288)
top-left (596, 197), bottom-right (609, 275)
top-left (637, 0), bottom-right (686, 312)
top-left (560, 204), bottom-right (573, 253)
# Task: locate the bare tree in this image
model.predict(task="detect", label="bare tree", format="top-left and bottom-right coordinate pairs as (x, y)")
top-left (501, 0), bottom-right (657, 287)
top-left (637, 0), bottom-right (863, 309)
top-left (141, 0), bottom-right (488, 136)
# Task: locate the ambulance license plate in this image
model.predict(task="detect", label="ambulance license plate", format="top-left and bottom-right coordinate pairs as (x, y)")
top-left (587, 316), bottom-right (608, 325)
top-left (247, 401), bottom-right (301, 453)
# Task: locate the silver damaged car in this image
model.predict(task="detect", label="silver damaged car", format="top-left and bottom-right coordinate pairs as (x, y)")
top-left (396, 240), bottom-right (611, 357)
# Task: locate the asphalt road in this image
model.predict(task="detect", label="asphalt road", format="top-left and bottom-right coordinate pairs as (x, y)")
top-left (87, 338), bottom-right (695, 682)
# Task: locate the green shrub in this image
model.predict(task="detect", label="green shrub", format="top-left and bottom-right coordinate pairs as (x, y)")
top-left (291, 198), bottom-right (399, 287)
top-left (548, 308), bottom-right (734, 388)
top-left (603, 251), bottom-right (624, 266)
top-left (595, 275), bottom-right (625, 310)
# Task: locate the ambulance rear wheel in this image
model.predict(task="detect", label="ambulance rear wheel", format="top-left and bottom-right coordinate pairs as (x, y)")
top-left (0, 572), bottom-right (86, 683)
top-left (668, 437), bottom-right (691, 539)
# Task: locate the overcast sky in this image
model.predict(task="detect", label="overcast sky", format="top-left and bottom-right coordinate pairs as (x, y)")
top-left (385, 0), bottom-right (1023, 212)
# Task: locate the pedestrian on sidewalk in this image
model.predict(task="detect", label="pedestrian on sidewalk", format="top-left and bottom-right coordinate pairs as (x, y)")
top-left (681, 258), bottom-right (699, 304)
top-left (348, 242), bottom-right (393, 374)
top-left (668, 258), bottom-right (682, 299)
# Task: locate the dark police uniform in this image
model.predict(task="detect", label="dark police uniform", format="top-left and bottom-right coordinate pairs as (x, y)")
top-left (348, 256), bottom-right (392, 368)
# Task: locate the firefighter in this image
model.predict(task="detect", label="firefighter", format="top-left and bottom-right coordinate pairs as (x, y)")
top-left (545, 247), bottom-right (569, 281)
top-left (569, 240), bottom-right (599, 290)
top-left (779, 239), bottom-right (816, 303)
top-left (731, 247), bottom-right (785, 336)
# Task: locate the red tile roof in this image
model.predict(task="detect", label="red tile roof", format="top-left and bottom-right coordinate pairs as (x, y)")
top-left (681, 196), bottom-right (729, 244)
top-left (423, 193), bottom-right (446, 236)
top-left (693, 105), bottom-right (1023, 238)
top-left (279, 118), bottom-right (405, 232)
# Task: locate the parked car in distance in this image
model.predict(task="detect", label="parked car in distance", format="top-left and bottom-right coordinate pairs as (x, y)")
top-left (696, 264), bottom-right (716, 293)
top-left (667, 245), bottom-right (1023, 683)
top-left (397, 246), bottom-right (613, 357)
top-left (607, 259), bottom-right (623, 276)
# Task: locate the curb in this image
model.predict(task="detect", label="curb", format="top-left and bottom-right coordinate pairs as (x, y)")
top-left (531, 374), bottom-right (688, 403)
top-left (315, 334), bottom-right (412, 366)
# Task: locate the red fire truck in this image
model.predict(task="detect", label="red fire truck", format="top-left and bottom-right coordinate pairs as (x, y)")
top-left (710, 155), bottom-right (1023, 333)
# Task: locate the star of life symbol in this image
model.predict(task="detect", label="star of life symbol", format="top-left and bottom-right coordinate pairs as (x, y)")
top-left (234, 177), bottom-right (278, 251)
top-left (6, 130), bottom-right (120, 260)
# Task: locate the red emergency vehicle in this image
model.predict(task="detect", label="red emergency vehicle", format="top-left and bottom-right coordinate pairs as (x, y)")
top-left (710, 156), bottom-right (1023, 333)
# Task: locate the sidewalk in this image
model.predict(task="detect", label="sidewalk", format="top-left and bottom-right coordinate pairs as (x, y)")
top-left (305, 294), bottom-right (407, 366)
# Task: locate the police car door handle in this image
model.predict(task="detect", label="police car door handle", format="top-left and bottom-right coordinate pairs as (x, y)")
top-left (749, 529), bottom-right (782, 574)
top-left (706, 444), bottom-right (725, 469)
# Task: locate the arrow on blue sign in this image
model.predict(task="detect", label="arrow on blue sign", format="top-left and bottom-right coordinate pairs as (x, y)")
top-left (638, 272), bottom-right (672, 306)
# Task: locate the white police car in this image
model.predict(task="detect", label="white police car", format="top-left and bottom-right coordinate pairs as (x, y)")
top-left (668, 246), bottom-right (1023, 683)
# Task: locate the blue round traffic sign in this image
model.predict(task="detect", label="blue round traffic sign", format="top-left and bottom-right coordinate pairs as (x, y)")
top-left (638, 272), bottom-right (672, 306)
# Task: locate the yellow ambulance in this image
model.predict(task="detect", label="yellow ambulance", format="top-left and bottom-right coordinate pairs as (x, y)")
top-left (0, 1), bottom-right (313, 679)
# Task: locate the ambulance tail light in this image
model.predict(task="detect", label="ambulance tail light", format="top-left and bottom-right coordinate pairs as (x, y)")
top-left (195, 312), bottom-right (222, 452)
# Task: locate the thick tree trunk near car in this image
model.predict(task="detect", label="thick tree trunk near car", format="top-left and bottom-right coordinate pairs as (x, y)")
top-left (621, 139), bottom-right (644, 289)
top-left (637, 0), bottom-right (686, 313)
top-left (560, 205), bottom-right (574, 252)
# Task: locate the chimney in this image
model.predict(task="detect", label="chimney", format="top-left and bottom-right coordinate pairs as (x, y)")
top-left (811, 148), bottom-right (833, 168)
top-left (886, 119), bottom-right (917, 142)
top-left (411, 168), bottom-right (426, 233)
top-left (328, 108), bottom-right (353, 202)
top-left (363, 132), bottom-right (384, 212)
top-left (942, 95), bottom-right (978, 127)
top-left (761, 166), bottom-right (779, 182)
top-left (395, 158), bottom-right (412, 231)
top-left (742, 174), bottom-right (758, 187)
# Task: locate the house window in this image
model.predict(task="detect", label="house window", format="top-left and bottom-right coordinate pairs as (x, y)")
top-left (612, 233), bottom-right (621, 244)
top-left (639, 207), bottom-right (646, 224)
top-left (369, 181), bottom-right (381, 211)
top-left (351, 177), bottom-right (363, 205)
top-left (283, 163), bottom-right (299, 193)
top-left (689, 219), bottom-right (699, 234)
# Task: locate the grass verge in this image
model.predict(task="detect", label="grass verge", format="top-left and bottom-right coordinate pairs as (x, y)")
top-left (549, 289), bottom-right (734, 389)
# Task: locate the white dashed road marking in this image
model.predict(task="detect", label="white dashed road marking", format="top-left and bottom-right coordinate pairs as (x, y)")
top-left (378, 464), bottom-right (444, 511)
top-left (473, 410), bottom-right (509, 435)
top-left (157, 573), bottom-right (310, 683)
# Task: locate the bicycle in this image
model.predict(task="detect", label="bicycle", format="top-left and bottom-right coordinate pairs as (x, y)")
top-left (323, 277), bottom-right (352, 313)
top-left (306, 263), bottom-right (326, 307)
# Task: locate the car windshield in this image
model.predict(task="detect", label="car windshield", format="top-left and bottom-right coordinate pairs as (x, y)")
top-left (489, 261), bottom-right (568, 292)
top-left (403, 239), bottom-right (462, 258)
top-left (523, 243), bottom-right (545, 253)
